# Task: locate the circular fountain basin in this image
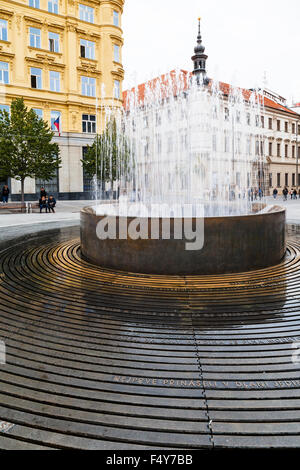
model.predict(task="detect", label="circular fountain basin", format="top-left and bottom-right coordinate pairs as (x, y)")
top-left (80, 204), bottom-right (286, 275)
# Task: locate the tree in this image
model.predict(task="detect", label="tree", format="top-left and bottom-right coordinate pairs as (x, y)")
top-left (81, 118), bottom-right (131, 196)
top-left (0, 98), bottom-right (61, 202)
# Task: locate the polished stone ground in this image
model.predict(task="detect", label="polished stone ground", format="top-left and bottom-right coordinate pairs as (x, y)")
top-left (1, 224), bottom-right (300, 449)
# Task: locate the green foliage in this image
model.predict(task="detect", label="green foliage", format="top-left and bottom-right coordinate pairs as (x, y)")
top-left (0, 98), bottom-right (61, 200)
top-left (81, 118), bottom-right (131, 185)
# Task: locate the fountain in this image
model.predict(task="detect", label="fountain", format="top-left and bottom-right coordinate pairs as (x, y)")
top-left (81, 69), bottom-right (286, 275)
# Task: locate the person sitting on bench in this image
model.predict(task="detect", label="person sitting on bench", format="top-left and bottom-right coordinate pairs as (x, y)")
top-left (47, 195), bottom-right (56, 213)
top-left (39, 195), bottom-right (48, 213)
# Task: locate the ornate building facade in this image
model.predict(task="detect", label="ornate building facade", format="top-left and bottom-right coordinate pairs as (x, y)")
top-left (0, 0), bottom-right (124, 199)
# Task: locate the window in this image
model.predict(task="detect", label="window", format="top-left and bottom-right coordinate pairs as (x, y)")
top-left (80, 39), bottom-right (95, 59)
top-left (269, 142), bottom-right (272, 156)
top-left (33, 108), bottom-right (43, 119)
top-left (29, 27), bottom-right (41, 48)
top-left (81, 76), bottom-right (96, 97)
top-left (246, 137), bottom-right (251, 155)
top-left (36, 168), bottom-right (59, 195)
top-left (29, 0), bottom-right (40, 8)
top-left (114, 79), bottom-right (120, 99)
top-left (113, 10), bottom-right (119, 26)
top-left (167, 134), bottom-right (173, 153)
top-left (114, 44), bottom-right (120, 62)
top-left (292, 145), bottom-right (295, 158)
top-left (255, 140), bottom-right (260, 156)
top-left (277, 173), bottom-right (281, 187)
top-left (285, 173), bottom-right (289, 186)
top-left (50, 71), bottom-right (60, 92)
top-left (261, 116), bottom-right (265, 128)
top-left (79, 4), bottom-right (94, 23)
top-left (30, 67), bottom-right (42, 89)
top-left (268, 117), bottom-right (272, 130)
top-left (292, 173), bottom-right (296, 186)
top-left (224, 108), bottom-right (229, 121)
top-left (277, 143), bottom-right (281, 157)
top-left (0, 62), bottom-right (9, 84)
top-left (224, 134), bottom-right (229, 153)
top-left (48, 0), bottom-right (58, 13)
top-left (0, 20), bottom-right (8, 41)
top-left (82, 114), bottom-right (96, 133)
top-left (156, 112), bottom-right (161, 127)
top-left (285, 144), bottom-right (288, 158)
top-left (51, 111), bottom-right (61, 131)
top-left (269, 173), bottom-right (272, 188)
top-left (255, 115), bottom-right (260, 127)
top-left (285, 122), bottom-right (289, 133)
top-left (277, 120), bottom-right (281, 131)
top-left (143, 115), bottom-right (148, 128)
top-left (49, 32), bottom-right (59, 52)
top-left (156, 134), bottom-right (162, 155)
top-left (143, 137), bottom-right (149, 157)
top-left (212, 134), bottom-right (217, 152)
top-left (292, 123), bottom-right (296, 134)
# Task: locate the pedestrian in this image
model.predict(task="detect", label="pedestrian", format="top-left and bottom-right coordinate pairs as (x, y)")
top-left (258, 187), bottom-right (263, 200)
top-left (47, 195), bottom-right (56, 213)
top-left (254, 188), bottom-right (258, 200)
top-left (1, 185), bottom-right (9, 203)
top-left (293, 189), bottom-right (298, 200)
top-left (40, 187), bottom-right (47, 199)
top-left (273, 188), bottom-right (278, 199)
top-left (283, 187), bottom-right (288, 201)
top-left (39, 195), bottom-right (48, 213)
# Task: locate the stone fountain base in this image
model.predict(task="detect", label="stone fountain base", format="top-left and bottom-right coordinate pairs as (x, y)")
top-left (80, 204), bottom-right (286, 275)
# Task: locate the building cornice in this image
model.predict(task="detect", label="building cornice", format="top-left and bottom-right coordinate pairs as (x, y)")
top-left (109, 33), bottom-right (123, 45)
top-left (0, 8), bottom-right (14, 18)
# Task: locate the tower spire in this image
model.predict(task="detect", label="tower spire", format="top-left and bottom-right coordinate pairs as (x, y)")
top-left (192, 18), bottom-right (209, 85)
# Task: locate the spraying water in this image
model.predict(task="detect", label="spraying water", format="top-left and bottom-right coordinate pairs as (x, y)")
top-left (93, 70), bottom-right (267, 217)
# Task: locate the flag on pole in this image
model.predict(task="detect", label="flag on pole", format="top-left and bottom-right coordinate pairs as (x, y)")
top-left (54, 116), bottom-right (61, 136)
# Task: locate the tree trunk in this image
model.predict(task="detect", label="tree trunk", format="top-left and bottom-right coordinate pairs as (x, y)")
top-left (21, 178), bottom-right (25, 203)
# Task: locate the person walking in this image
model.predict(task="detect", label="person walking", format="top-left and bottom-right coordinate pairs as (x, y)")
top-left (273, 188), bottom-right (278, 199)
top-left (40, 187), bottom-right (47, 199)
top-left (1, 185), bottom-right (9, 203)
top-left (47, 195), bottom-right (56, 213)
top-left (258, 187), bottom-right (263, 200)
top-left (293, 189), bottom-right (298, 200)
top-left (283, 187), bottom-right (288, 201)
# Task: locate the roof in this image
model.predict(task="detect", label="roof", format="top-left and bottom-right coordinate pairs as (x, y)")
top-left (123, 70), bottom-right (299, 117)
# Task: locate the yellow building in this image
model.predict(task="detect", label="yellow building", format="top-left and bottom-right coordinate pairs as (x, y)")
top-left (0, 0), bottom-right (124, 199)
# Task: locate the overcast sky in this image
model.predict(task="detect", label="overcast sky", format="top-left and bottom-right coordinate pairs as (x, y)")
top-left (122, 0), bottom-right (300, 104)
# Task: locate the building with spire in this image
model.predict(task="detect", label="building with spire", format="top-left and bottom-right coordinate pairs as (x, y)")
top-left (123, 18), bottom-right (300, 196)
top-left (191, 18), bottom-right (209, 85)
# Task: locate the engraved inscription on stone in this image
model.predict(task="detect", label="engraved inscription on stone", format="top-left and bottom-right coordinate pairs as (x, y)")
top-left (112, 376), bottom-right (300, 390)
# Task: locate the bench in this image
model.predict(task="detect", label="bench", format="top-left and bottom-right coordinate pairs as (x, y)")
top-left (0, 202), bottom-right (29, 213)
